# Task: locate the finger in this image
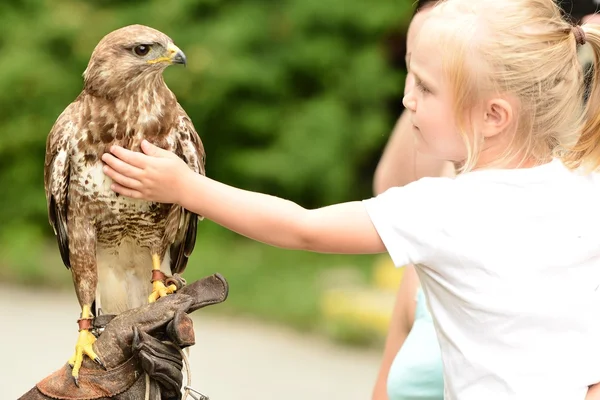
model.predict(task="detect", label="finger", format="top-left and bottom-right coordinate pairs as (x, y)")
top-left (108, 145), bottom-right (149, 168)
top-left (142, 140), bottom-right (178, 159)
top-left (110, 182), bottom-right (144, 199)
top-left (101, 152), bottom-right (145, 178)
top-left (132, 326), bottom-right (142, 350)
top-left (103, 165), bottom-right (142, 190)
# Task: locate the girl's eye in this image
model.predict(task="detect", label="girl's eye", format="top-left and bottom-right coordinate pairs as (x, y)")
top-left (416, 80), bottom-right (430, 94)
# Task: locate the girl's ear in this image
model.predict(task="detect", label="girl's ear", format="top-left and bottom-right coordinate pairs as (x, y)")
top-left (480, 98), bottom-right (514, 138)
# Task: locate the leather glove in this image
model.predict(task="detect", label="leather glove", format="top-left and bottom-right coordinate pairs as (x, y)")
top-left (19, 273), bottom-right (228, 400)
top-left (132, 324), bottom-right (186, 399)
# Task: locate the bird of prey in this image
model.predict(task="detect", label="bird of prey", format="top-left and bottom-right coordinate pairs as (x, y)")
top-left (43, 24), bottom-right (205, 383)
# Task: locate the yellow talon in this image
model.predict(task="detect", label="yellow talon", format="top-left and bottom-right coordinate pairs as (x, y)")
top-left (68, 330), bottom-right (99, 379)
top-left (148, 280), bottom-right (177, 303)
top-left (68, 305), bottom-right (102, 384)
top-left (148, 253), bottom-right (177, 303)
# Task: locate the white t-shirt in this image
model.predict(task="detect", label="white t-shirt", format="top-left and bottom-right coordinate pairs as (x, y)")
top-left (363, 159), bottom-right (600, 400)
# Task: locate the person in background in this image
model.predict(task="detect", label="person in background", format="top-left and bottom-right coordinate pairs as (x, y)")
top-left (371, 4), bottom-right (445, 400)
top-left (371, 1), bottom-right (600, 400)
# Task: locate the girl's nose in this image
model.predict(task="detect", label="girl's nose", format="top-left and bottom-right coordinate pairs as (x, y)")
top-left (403, 89), bottom-right (417, 111)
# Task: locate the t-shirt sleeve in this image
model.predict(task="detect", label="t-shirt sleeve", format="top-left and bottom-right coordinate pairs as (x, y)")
top-left (363, 177), bottom-right (455, 268)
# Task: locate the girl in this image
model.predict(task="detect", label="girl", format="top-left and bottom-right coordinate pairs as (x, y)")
top-left (371, 1), bottom-right (600, 400)
top-left (102, 0), bottom-right (600, 398)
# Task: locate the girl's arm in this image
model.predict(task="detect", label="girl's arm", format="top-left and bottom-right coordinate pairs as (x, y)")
top-left (101, 141), bottom-right (387, 254)
top-left (586, 383), bottom-right (600, 400)
top-left (371, 265), bottom-right (419, 400)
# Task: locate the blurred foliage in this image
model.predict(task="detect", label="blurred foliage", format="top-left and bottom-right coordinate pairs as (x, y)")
top-left (0, 0), bottom-right (413, 339)
top-left (0, 0), bottom-right (412, 231)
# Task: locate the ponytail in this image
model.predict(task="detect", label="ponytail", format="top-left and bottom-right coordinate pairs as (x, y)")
top-left (563, 23), bottom-right (600, 172)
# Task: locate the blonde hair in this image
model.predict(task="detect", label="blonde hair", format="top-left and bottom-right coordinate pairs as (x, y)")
top-left (426, 0), bottom-right (597, 172)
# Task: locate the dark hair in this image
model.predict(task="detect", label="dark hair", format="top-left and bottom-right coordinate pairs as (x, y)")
top-left (414, 0), bottom-right (438, 15)
top-left (557, 1), bottom-right (598, 23)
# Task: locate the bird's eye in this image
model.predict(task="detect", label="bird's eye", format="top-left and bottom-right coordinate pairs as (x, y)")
top-left (133, 45), bottom-right (151, 56)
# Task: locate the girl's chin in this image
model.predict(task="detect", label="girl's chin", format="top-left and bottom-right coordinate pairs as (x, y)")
top-left (412, 138), bottom-right (464, 165)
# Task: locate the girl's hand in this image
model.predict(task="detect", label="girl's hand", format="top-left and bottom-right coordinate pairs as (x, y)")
top-left (101, 140), bottom-right (192, 204)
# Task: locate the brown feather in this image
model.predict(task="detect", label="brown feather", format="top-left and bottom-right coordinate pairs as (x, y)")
top-left (44, 101), bottom-right (83, 269)
top-left (166, 104), bottom-right (206, 275)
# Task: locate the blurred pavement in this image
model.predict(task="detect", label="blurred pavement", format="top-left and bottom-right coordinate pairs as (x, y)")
top-left (0, 285), bottom-right (381, 399)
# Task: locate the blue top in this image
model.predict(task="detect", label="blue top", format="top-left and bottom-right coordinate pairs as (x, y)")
top-left (387, 288), bottom-right (444, 400)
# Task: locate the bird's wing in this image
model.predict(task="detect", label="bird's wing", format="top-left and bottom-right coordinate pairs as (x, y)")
top-left (167, 103), bottom-right (206, 275)
top-left (44, 100), bottom-right (80, 269)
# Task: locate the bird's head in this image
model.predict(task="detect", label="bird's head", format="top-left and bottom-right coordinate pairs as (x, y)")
top-left (83, 24), bottom-right (187, 98)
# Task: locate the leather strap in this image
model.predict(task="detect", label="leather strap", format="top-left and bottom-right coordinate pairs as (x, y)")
top-left (151, 270), bottom-right (166, 283)
top-left (77, 318), bottom-right (93, 332)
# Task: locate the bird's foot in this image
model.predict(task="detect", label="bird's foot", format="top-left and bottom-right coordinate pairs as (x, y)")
top-left (148, 277), bottom-right (177, 303)
top-left (68, 325), bottom-right (103, 386)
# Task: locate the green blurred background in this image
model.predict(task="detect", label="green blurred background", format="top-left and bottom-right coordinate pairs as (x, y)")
top-left (0, 0), bottom-right (413, 346)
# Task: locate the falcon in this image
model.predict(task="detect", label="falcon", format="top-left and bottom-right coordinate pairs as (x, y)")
top-left (43, 24), bottom-right (205, 383)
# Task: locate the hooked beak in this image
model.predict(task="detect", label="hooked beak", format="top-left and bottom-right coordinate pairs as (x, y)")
top-left (167, 43), bottom-right (187, 67)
